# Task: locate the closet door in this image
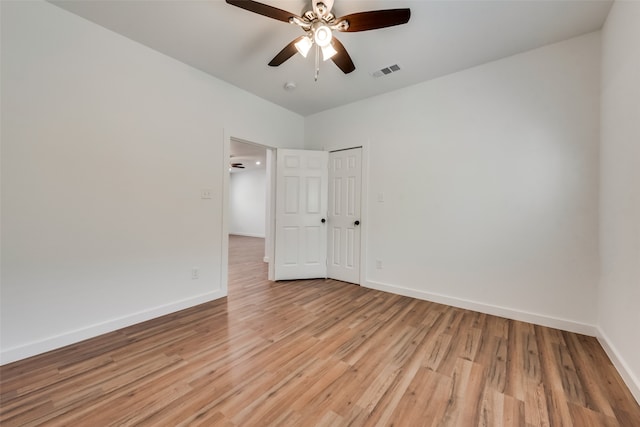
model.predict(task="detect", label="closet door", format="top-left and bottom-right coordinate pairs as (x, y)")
top-left (327, 148), bottom-right (362, 284)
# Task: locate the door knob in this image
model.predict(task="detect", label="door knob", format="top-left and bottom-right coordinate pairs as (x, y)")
top-left (354, 220), bottom-right (360, 226)
top-left (321, 218), bottom-right (326, 223)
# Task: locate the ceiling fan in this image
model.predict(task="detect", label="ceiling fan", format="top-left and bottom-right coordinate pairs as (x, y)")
top-left (226, 0), bottom-right (411, 80)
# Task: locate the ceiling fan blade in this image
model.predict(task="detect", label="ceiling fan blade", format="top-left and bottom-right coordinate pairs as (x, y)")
top-left (268, 36), bottom-right (304, 67)
top-left (330, 37), bottom-right (355, 74)
top-left (336, 9), bottom-right (411, 32)
top-left (225, 0), bottom-right (299, 23)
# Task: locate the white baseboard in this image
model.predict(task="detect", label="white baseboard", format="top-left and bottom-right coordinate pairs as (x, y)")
top-left (263, 256), bottom-right (269, 263)
top-left (0, 290), bottom-right (226, 366)
top-left (596, 327), bottom-right (640, 404)
top-left (363, 280), bottom-right (597, 336)
top-left (229, 232), bottom-right (265, 238)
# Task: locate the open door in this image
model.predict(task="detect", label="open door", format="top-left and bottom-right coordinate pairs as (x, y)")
top-left (274, 149), bottom-right (328, 280)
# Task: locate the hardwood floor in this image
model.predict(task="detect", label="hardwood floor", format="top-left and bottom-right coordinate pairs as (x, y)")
top-left (1, 235), bottom-right (639, 426)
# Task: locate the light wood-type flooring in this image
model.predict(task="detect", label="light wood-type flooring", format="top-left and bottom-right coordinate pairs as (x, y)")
top-left (1, 235), bottom-right (639, 426)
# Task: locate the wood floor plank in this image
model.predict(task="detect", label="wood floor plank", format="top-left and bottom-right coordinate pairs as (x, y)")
top-left (478, 387), bottom-right (530, 427)
top-left (474, 334), bottom-right (508, 392)
top-left (1, 235), bottom-right (639, 426)
top-left (535, 326), bottom-right (576, 427)
top-left (438, 358), bottom-right (486, 426)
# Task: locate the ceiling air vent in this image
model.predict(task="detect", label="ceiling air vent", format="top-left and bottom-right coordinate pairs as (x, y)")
top-left (372, 64), bottom-right (401, 78)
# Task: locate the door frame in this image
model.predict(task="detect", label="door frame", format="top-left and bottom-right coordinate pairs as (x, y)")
top-left (222, 132), bottom-right (277, 293)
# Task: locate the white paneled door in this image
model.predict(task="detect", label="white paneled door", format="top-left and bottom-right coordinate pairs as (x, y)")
top-left (274, 149), bottom-right (328, 280)
top-left (328, 148), bottom-right (362, 284)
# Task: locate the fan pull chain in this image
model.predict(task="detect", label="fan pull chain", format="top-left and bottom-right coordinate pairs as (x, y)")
top-left (314, 44), bottom-right (320, 81)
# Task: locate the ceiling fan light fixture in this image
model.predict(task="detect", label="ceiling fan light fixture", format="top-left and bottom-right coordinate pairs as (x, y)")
top-left (294, 35), bottom-right (313, 57)
top-left (321, 44), bottom-right (337, 61)
top-left (313, 25), bottom-right (332, 47)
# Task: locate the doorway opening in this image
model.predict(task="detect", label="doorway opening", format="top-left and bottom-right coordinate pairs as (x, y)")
top-left (227, 138), bottom-right (275, 292)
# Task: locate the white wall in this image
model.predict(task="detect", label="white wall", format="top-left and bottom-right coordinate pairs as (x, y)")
top-left (229, 169), bottom-right (266, 238)
top-left (0, 0), bottom-right (304, 364)
top-left (306, 33), bottom-right (601, 333)
top-left (598, 0), bottom-right (640, 402)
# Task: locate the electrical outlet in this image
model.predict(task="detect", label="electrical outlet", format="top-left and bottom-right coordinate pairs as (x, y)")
top-left (376, 260), bottom-right (383, 269)
top-left (200, 189), bottom-right (213, 199)
top-left (191, 268), bottom-right (199, 279)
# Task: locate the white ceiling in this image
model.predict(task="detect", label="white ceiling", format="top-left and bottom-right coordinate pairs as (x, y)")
top-left (230, 139), bottom-right (267, 173)
top-left (51, 0), bottom-right (612, 117)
